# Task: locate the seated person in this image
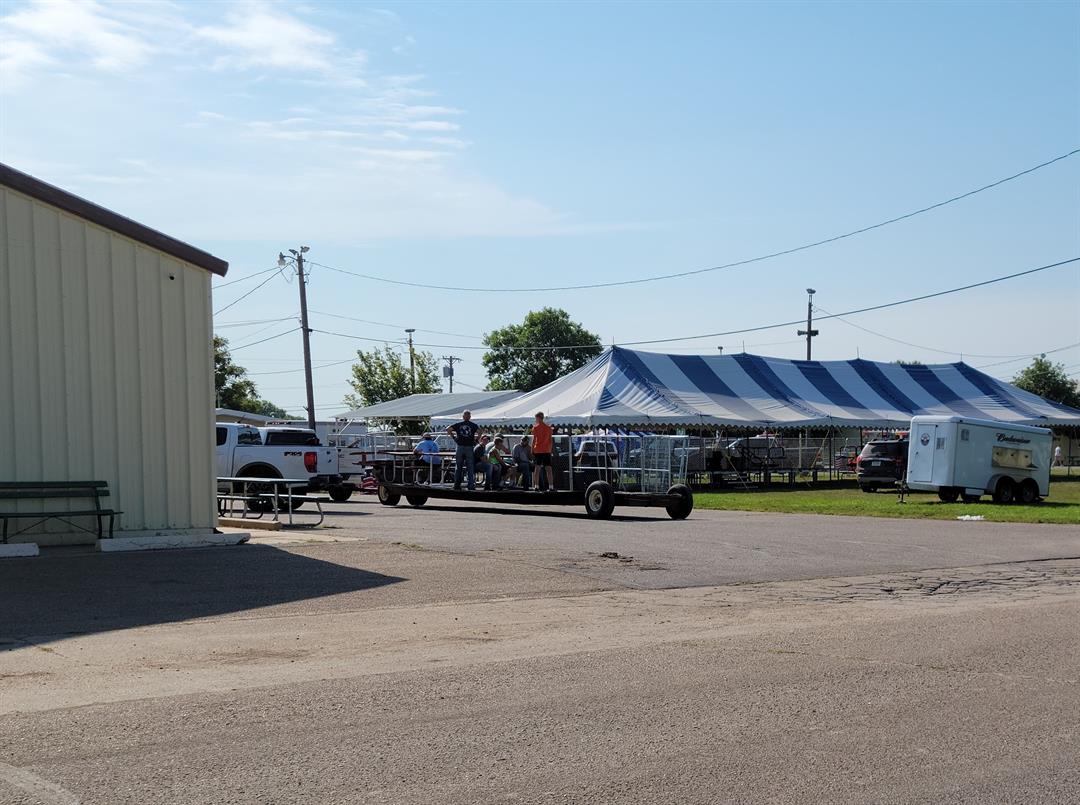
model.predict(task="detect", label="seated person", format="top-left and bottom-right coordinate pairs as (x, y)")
top-left (511, 435), bottom-right (532, 489)
top-left (487, 436), bottom-right (511, 489)
top-left (412, 433), bottom-right (442, 483)
top-left (473, 435), bottom-right (494, 490)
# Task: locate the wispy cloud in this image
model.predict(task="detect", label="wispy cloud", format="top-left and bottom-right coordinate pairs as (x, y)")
top-left (0, 1), bottom-right (628, 240)
top-left (0, 0), bottom-right (152, 87)
top-left (196, 2), bottom-right (336, 72)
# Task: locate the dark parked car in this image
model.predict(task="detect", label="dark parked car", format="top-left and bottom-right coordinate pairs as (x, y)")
top-left (856, 437), bottom-right (909, 492)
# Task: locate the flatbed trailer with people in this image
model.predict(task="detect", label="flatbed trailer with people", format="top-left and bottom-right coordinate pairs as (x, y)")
top-left (375, 408), bottom-right (694, 520)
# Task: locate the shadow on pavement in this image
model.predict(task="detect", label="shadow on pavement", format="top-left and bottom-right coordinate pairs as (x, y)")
top-left (0, 545), bottom-right (405, 646)
top-left (417, 504), bottom-right (671, 522)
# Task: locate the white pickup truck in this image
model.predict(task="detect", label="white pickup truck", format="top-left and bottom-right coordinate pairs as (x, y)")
top-left (215, 423), bottom-right (339, 498)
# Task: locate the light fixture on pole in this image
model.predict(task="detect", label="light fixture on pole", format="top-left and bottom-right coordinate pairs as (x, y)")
top-left (404, 328), bottom-right (416, 392)
top-left (797, 287), bottom-right (819, 361)
top-left (278, 247), bottom-right (316, 430)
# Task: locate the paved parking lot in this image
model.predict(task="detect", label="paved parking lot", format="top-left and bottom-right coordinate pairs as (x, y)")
top-left (2, 498), bottom-right (1078, 804)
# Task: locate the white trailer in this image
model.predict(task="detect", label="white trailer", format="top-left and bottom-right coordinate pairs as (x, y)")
top-left (906, 415), bottom-right (1052, 504)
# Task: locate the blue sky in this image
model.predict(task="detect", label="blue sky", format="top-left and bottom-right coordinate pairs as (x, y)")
top-left (2, 0), bottom-right (1077, 417)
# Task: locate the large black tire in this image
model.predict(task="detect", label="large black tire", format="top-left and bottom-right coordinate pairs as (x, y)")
top-left (405, 494), bottom-right (429, 507)
top-left (584, 481), bottom-right (615, 519)
top-left (328, 485), bottom-right (352, 503)
top-left (665, 484), bottom-right (694, 520)
top-left (992, 478), bottom-right (1015, 505)
top-left (937, 488), bottom-right (960, 503)
top-left (1017, 479), bottom-right (1039, 505)
top-left (377, 484), bottom-right (401, 507)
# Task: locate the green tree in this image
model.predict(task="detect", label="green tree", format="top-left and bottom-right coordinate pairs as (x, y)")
top-left (214, 336), bottom-right (289, 417)
top-left (344, 346), bottom-right (440, 433)
top-left (1012, 355), bottom-right (1080, 409)
top-left (482, 308), bottom-right (602, 392)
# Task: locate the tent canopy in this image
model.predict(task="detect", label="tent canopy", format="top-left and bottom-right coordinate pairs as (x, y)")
top-left (338, 391), bottom-right (520, 422)
top-left (432, 347), bottom-right (1080, 429)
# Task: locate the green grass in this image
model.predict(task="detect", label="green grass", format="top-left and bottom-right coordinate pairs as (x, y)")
top-left (695, 474), bottom-right (1080, 525)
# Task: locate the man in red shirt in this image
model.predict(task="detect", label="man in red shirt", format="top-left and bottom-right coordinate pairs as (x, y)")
top-left (530, 411), bottom-right (555, 491)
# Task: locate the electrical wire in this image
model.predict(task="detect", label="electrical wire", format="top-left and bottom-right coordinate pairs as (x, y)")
top-left (215, 316), bottom-right (297, 329)
top-left (814, 305), bottom-right (1077, 360)
top-left (247, 358), bottom-right (356, 376)
top-left (308, 149), bottom-right (1080, 293)
top-left (229, 328), bottom-right (301, 351)
top-left (214, 271), bottom-right (282, 316)
top-left (212, 266), bottom-right (281, 289)
top-left (310, 258), bottom-right (1079, 351)
top-left (974, 344), bottom-right (1080, 370)
top-left (309, 310), bottom-right (482, 340)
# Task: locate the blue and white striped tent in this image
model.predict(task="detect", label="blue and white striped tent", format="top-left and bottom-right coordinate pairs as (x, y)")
top-left (435, 347), bottom-right (1080, 429)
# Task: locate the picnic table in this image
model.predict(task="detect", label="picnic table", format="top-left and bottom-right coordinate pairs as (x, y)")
top-left (217, 476), bottom-right (324, 527)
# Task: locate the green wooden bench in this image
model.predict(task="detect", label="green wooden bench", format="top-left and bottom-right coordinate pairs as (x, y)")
top-left (0, 481), bottom-right (122, 543)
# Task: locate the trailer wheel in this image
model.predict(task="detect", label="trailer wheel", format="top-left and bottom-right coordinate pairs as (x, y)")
top-left (665, 484), bottom-right (694, 520)
top-left (992, 478), bottom-right (1015, 504)
top-left (937, 488), bottom-right (959, 503)
top-left (1017, 479), bottom-right (1039, 504)
top-left (405, 494), bottom-right (429, 507)
top-left (377, 484), bottom-right (401, 506)
top-left (584, 481), bottom-right (615, 519)
top-left (328, 485), bottom-right (352, 503)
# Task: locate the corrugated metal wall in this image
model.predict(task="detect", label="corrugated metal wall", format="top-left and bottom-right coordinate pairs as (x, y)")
top-left (0, 184), bottom-right (217, 544)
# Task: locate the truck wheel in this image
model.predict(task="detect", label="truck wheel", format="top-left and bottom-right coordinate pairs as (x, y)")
top-left (665, 484), bottom-right (694, 520)
top-left (377, 484), bottom-right (401, 506)
top-left (328, 485), bottom-right (352, 503)
top-left (937, 488), bottom-right (959, 503)
top-left (992, 478), bottom-right (1015, 504)
top-left (584, 481), bottom-right (615, 519)
top-left (405, 494), bottom-right (429, 507)
top-left (1017, 479), bottom-right (1039, 504)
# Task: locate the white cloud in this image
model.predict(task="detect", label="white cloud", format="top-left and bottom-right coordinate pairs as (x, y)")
top-left (0, 0), bottom-right (152, 87)
top-left (196, 2), bottom-right (335, 71)
top-left (406, 120), bottom-right (460, 132)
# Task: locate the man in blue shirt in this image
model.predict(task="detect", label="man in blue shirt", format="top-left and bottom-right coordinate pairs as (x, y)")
top-left (413, 433), bottom-right (442, 484)
top-left (446, 410), bottom-right (479, 491)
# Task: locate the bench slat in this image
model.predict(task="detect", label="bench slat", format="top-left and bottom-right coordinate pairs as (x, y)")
top-left (0, 489), bottom-right (107, 500)
top-left (0, 481), bottom-right (107, 489)
top-left (1, 509), bottom-right (118, 518)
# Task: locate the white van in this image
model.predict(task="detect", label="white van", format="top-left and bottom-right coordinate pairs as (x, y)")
top-left (906, 416), bottom-right (1052, 504)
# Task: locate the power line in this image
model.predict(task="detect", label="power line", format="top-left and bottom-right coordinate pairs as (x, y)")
top-left (309, 149), bottom-right (1080, 293)
top-left (212, 266), bottom-right (281, 289)
top-left (311, 258), bottom-right (1078, 351)
top-left (619, 257), bottom-right (1079, 347)
top-left (814, 305), bottom-right (1074, 360)
top-left (215, 316), bottom-right (297, 329)
top-left (229, 328), bottom-right (301, 351)
top-left (214, 270), bottom-right (282, 316)
top-left (247, 358), bottom-right (356, 376)
top-left (974, 343), bottom-right (1080, 370)
top-left (310, 310), bottom-right (482, 340)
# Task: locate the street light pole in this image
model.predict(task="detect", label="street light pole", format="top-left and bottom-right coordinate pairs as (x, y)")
top-left (280, 247), bottom-right (316, 430)
top-left (405, 328), bottom-right (416, 392)
top-left (797, 288), bottom-right (819, 361)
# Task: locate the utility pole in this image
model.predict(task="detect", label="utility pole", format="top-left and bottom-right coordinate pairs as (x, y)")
top-left (405, 329), bottom-right (416, 392)
top-left (442, 355), bottom-right (460, 393)
top-left (797, 287), bottom-right (819, 361)
top-left (279, 247), bottom-right (316, 430)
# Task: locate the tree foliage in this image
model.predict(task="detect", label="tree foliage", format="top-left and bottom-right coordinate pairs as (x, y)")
top-left (482, 308), bottom-right (602, 392)
top-left (213, 336), bottom-right (288, 417)
top-left (344, 346), bottom-right (440, 433)
top-left (1012, 355), bottom-right (1080, 409)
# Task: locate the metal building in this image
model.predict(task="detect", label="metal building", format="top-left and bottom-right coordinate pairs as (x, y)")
top-left (0, 164), bottom-right (228, 546)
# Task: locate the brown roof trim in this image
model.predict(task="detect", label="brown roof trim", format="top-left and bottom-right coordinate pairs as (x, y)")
top-left (0, 162), bottom-right (228, 276)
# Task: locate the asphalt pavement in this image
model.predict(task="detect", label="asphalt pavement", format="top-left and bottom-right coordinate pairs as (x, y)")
top-left (1, 498), bottom-right (1078, 804)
